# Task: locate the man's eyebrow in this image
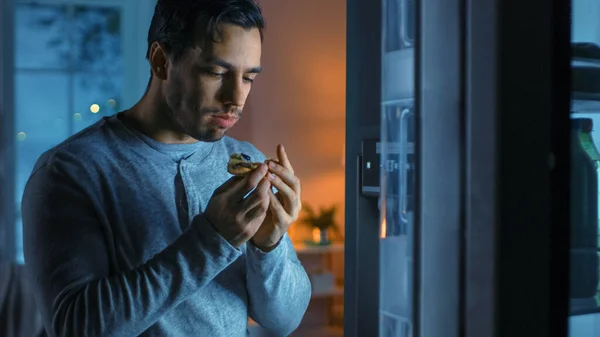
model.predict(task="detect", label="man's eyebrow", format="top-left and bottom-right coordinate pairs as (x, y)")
top-left (208, 58), bottom-right (262, 73)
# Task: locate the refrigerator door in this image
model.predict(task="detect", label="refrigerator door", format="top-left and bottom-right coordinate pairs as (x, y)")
top-left (463, 0), bottom-right (571, 336)
top-left (379, 0), bottom-right (462, 336)
top-left (348, 0), bottom-right (572, 336)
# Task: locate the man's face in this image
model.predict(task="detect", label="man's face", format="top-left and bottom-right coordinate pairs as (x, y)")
top-left (163, 24), bottom-right (262, 142)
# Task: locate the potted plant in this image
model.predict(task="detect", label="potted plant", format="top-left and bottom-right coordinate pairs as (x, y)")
top-left (299, 203), bottom-right (341, 245)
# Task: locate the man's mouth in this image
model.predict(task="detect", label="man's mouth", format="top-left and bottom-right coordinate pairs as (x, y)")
top-left (210, 114), bottom-right (239, 128)
top-left (213, 113), bottom-right (238, 119)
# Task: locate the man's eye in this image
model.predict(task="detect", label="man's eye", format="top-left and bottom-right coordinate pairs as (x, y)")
top-left (206, 71), bottom-right (224, 77)
top-left (243, 77), bottom-right (255, 83)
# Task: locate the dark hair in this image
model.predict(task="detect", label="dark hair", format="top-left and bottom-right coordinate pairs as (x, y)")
top-left (146, 0), bottom-right (265, 63)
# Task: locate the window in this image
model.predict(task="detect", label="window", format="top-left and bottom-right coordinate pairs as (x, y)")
top-left (10, 0), bottom-right (151, 263)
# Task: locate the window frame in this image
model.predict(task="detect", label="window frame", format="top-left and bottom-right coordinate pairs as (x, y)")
top-left (0, 0), bottom-right (16, 262)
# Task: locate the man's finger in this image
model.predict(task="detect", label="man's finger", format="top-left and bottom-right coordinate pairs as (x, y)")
top-left (242, 177), bottom-right (270, 213)
top-left (268, 173), bottom-right (297, 210)
top-left (268, 190), bottom-right (291, 226)
top-left (267, 161), bottom-right (301, 195)
top-left (269, 190), bottom-right (286, 212)
top-left (277, 144), bottom-right (294, 174)
top-left (231, 164), bottom-right (269, 200)
top-left (214, 175), bottom-right (244, 195)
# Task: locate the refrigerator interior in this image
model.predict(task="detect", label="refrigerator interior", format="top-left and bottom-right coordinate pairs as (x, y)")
top-left (570, 0), bottom-right (600, 335)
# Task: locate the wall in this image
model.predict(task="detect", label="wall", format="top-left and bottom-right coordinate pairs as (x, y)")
top-left (229, 0), bottom-right (347, 242)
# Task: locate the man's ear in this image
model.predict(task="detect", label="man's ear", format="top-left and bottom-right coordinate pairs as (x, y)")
top-left (149, 41), bottom-right (169, 81)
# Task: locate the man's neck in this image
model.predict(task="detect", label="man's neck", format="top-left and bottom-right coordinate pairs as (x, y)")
top-left (124, 94), bottom-right (198, 145)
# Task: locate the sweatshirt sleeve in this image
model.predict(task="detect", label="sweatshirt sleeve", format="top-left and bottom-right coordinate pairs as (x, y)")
top-left (21, 154), bottom-right (241, 337)
top-left (245, 234), bottom-right (312, 335)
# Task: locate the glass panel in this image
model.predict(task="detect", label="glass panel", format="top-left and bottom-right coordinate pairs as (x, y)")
top-left (380, 0), bottom-right (415, 336)
top-left (570, 0), bottom-right (600, 324)
top-left (14, 72), bottom-right (69, 202)
top-left (73, 72), bottom-right (123, 133)
top-left (71, 5), bottom-right (123, 133)
top-left (72, 6), bottom-right (122, 72)
top-left (15, 3), bottom-right (69, 70)
top-left (14, 71), bottom-right (69, 263)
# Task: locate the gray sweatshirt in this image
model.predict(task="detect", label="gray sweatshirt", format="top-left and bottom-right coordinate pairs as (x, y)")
top-left (21, 114), bottom-right (311, 337)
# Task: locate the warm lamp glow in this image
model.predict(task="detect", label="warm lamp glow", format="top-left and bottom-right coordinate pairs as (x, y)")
top-left (312, 228), bottom-right (321, 242)
top-left (380, 218), bottom-right (387, 238)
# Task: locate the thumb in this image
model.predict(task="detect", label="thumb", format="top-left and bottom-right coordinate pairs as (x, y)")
top-left (214, 175), bottom-right (244, 195)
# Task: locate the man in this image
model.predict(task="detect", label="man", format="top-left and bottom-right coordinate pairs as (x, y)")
top-left (21, 0), bottom-right (311, 336)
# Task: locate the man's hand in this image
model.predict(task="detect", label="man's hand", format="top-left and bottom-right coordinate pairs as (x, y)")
top-left (205, 164), bottom-right (271, 248)
top-left (251, 144), bottom-right (302, 251)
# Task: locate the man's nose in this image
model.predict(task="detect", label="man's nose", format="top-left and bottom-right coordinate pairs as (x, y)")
top-left (221, 78), bottom-right (246, 108)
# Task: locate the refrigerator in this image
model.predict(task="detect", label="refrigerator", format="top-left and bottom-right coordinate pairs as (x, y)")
top-left (345, 0), bottom-right (600, 336)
